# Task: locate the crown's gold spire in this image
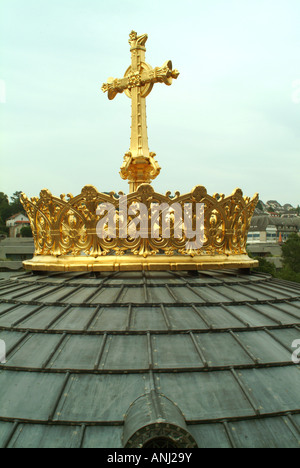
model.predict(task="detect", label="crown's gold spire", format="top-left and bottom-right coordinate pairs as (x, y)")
top-left (102, 31), bottom-right (179, 192)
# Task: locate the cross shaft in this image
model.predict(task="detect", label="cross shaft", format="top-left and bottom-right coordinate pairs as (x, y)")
top-left (102, 31), bottom-right (179, 192)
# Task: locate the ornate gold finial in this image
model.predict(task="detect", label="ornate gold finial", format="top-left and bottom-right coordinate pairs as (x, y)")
top-left (20, 32), bottom-right (259, 273)
top-left (102, 31), bottom-right (179, 193)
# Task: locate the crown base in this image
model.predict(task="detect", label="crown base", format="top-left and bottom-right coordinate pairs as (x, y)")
top-left (23, 254), bottom-right (258, 272)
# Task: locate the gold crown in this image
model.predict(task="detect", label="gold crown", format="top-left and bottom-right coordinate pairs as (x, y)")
top-left (20, 32), bottom-right (259, 272)
top-left (21, 183), bottom-right (258, 272)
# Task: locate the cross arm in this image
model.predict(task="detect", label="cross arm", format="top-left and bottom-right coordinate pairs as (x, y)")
top-left (101, 61), bottom-right (179, 100)
top-left (142, 61), bottom-right (179, 86)
top-left (101, 76), bottom-right (129, 100)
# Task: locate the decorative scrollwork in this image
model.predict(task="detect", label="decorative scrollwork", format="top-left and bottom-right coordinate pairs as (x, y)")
top-left (21, 184), bottom-right (258, 265)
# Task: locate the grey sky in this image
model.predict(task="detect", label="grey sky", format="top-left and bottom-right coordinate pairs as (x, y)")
top-left (0, 0), bottom-right (299, 205)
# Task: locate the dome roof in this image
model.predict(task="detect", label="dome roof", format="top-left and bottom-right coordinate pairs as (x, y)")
top-left (0, 270), bottom-right (299, 448)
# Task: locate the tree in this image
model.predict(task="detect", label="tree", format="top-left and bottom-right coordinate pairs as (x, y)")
top-left (10, 191), bottom-right (25, 216)
top-left (276, 265), bottom-right (300, 283)
top-left (281, 232), bottom-right (300, 273)
top-left (247, 249), bottom-right (277, 276)
top-left (0, 191), bottom-right (27, 235)
top-left (0, 192), bottom-right (12, 234)
top-left (254, 257), bottom-right (277, 276)
top-left (20, 226), bottom-right (33, 238)
top-left (256, 200), bottom-right (264, 211)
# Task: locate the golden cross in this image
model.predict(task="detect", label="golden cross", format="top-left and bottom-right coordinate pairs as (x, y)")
top-left (102, 31), bottom-right (179, 193)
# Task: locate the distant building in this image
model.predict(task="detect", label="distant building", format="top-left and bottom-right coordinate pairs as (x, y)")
top-left (247, 215), bottom-right (300, 269)
top-left (248, 215), bottom-right (300, 244)
top-left (254, 199), bottom-right (299, 217)
top-left (6, 213), bottom-right (30, 238)
top-left (0, 238), bottom-right (34, 266)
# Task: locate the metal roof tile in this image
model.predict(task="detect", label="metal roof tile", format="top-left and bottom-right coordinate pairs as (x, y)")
top-left (0, 330), bottom-right (27, 352)
top-left (51, 307), bottom-right (97, 331)
top-left (0, 305), bottom-right (40, 328)
top-left (14, 305), bottom-right (56, 330)
top-left (188, 423), bottom-right (232, 448)
top-left (239, 366), bottom-right (300, 414)
top-left (0, 422), bottom-right (15, 449)
top-left (270, 327), bottom-right (300, 350)
top-left (7, 423), bottom-right (82, 449)
top-left (193, 332), bottom-right (254, 367)
top-left (49, 335), bottom-right (105, 370)
top-left (0, 370), bottom-right (65, 420)
top-left (89, 307), bottom-right (128, 331)
top-left (101, 334), bottom-right (149, 370)
top-left (234, 330), bottom-right (292, 364)
top-left (197, 305), bottom-right (249, 329)
top-left (152, 334), bottom-right (203, 369)
top-left (164, 306), bottom-right (209, 330)
top-left (157, 371), bottom-right (256, 421)
top-left (54, 373), bottom-right (147, 422)
top-left (6, 333), bottom-right (62, 369)
top-left (82, 426), bottom-right (123, 448)
top-left (227, 416), bottom-right (300, 448)
top-left (130, 306), bottom-right (168, 331)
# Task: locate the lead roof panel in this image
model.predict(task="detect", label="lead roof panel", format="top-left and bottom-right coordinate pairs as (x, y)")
top-left (129, 306), bottom-right (168, 331)
top-left (152, 334), bottom-right (203, 369)
top-left (49, 335), bottom-right (105, 370)
top-left (100, 334), bottom-right (149, 370)
top-left (82, 426), bottom-right (123, 449)
top-left (7, 423), bottom-right (82, 449)
top-left (193, 332), bottom-right (254, 367)
top-left (54, 373), bottom-right (147, 422)
top-left (239, 366), bottom-right (300, 414)
top-left (225, 416), bottom-right (300, 449)
top-left (157, 371), bottom-right (256, 420)
top-left (188, 423), bottom-right (232, 449)
top-left (0, 370), bottom-right (65, 420)
top-left (234, 330), bottom-right (292, 363)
